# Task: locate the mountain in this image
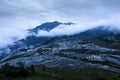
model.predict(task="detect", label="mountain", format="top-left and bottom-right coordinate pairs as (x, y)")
top-left (29, 21), bottom-right (74, 34)
top-left (0, 21), bottom-right (120, 73)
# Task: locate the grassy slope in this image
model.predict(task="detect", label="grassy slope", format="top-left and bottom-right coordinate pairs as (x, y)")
top-left (5, 67), bottom-right (120, 80)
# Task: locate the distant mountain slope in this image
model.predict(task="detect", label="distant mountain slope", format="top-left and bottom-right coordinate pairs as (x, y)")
top-left (75, 26), bottom-right (120, 49)
top-left (0, 21), bottom-right (120, 73)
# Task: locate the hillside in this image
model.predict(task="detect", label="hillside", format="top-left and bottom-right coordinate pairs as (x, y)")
top-left (0, 21), bottom-right (120, 80)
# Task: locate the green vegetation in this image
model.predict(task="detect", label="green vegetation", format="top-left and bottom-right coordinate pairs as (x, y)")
top-left (0, 63), bottom-right (120, 80)
top-left (0, 62), bottom-right (38, 80)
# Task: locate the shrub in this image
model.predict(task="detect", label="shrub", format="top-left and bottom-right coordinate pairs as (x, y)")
top-left (0, 63), bottom-right (31, 78)
top-left (97, 77), bottom-right (106, 80)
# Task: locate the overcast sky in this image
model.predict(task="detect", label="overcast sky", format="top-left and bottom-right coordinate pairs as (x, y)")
top-left (0, 0), bottom-right (120, 47)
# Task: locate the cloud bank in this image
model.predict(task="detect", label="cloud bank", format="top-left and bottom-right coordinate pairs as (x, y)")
top-left (37, 21), bottom-right (105, 37)
top-left (0, 0), bottom-right (120, 47)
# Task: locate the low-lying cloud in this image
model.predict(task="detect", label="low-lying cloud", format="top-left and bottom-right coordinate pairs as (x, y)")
top-left (0, 27), bottom-right (27, 47)
top-left (37, 21), bottom-right (104, 37)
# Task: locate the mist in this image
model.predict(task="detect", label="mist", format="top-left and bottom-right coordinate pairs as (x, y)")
top-left (37, 21), bottom-right (103, 37)
top-left (0, 0), bottom-right (120, 47)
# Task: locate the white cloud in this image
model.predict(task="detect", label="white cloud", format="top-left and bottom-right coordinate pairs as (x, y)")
top-left (37, 20), bottom-right (107, 37)
top-left (0, 27), bottom-right (27, 47)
